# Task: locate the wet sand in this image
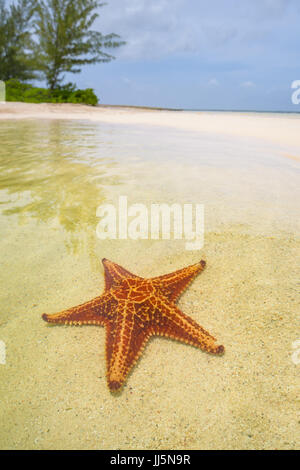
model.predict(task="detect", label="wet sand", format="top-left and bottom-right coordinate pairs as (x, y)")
top-left (0, 105), bottom-right (299, 449)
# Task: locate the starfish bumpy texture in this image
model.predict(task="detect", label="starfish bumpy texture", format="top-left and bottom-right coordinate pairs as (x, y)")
top-left (42, 259), bottom-right (224, 391)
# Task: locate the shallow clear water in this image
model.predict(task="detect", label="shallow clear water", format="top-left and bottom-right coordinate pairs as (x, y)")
top-left (0, 117), bottom-right (299, 450)
top-left (0, 118), bottom-right (299, 243)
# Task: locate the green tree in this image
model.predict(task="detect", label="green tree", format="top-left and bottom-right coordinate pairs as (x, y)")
top-left (0, 0), bottom-right (37, 81)
top-left (34, 0), bottom-right (125, 90)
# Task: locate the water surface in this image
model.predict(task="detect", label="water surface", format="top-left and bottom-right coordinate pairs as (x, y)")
top-left (0, 117), bottom-right (299, 449)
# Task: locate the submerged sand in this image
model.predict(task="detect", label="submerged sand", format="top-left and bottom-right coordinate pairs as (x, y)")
top-left (0, 104), bottom-right (299, 450)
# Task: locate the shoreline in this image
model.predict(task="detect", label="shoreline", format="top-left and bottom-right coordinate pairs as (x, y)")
top-left (2, 101), bottom-right (300, 114)
top-left (97, 104), bottom-right (300, 115)
top-left (98, 103), bottom-right (183, 111)
top-left (1, 102), bottom-right (300, 149)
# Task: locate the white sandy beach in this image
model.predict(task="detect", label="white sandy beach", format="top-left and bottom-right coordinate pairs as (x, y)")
top-left (1, 101), bottom-right (300, 150)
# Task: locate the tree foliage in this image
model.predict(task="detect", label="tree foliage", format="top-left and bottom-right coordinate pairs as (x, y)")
top-left (0, 0), bottom-right (37, 81)
top-left (34, 0), bottom-right (125, 89)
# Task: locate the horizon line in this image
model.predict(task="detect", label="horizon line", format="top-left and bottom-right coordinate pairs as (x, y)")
top-left (98, 104), bottom-right (300, 114)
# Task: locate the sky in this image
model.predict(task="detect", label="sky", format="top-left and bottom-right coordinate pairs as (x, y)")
top-left (72, 0), bottom-right (300, 111)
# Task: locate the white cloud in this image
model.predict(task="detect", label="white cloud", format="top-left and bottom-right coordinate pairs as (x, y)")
top-left (96, 0), bottom-right (299, 68)
top-left (97, 0), bottom-right (240, 60)
top-left (241, 81), bottom-right (256, 88)
top-left (208, 78), bottom-right (219, 86)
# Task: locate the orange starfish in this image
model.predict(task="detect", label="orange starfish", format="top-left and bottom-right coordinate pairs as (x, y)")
top-left (42, 259), bottom-right (224, 391)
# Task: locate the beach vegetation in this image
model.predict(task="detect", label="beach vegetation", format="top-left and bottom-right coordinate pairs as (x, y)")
top-left (0, 0), bottom-right (125, 103)
top-left (33, 0), bottom-right (125, 90)
top-left (5, 79), bottom-right (98, 105)
top-left (0, 0), bottom-right (37, 81)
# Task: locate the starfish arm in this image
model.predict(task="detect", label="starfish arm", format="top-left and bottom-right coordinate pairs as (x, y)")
top-left (42, 292), bottom-right (117, 326)
top-left (105, 301), bottom-right (152, 391)
top-left (152, 299), bottom-right (224, 355)
top-left (42, 259), bottom-right (225, 391)
top-left (152, 260), bottom-right (206, 303)
top-left (102, 258), bottom-right (141, 290)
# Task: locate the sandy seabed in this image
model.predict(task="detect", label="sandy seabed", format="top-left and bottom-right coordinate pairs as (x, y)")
top-left (0, 102), bottom-right (299, 450)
